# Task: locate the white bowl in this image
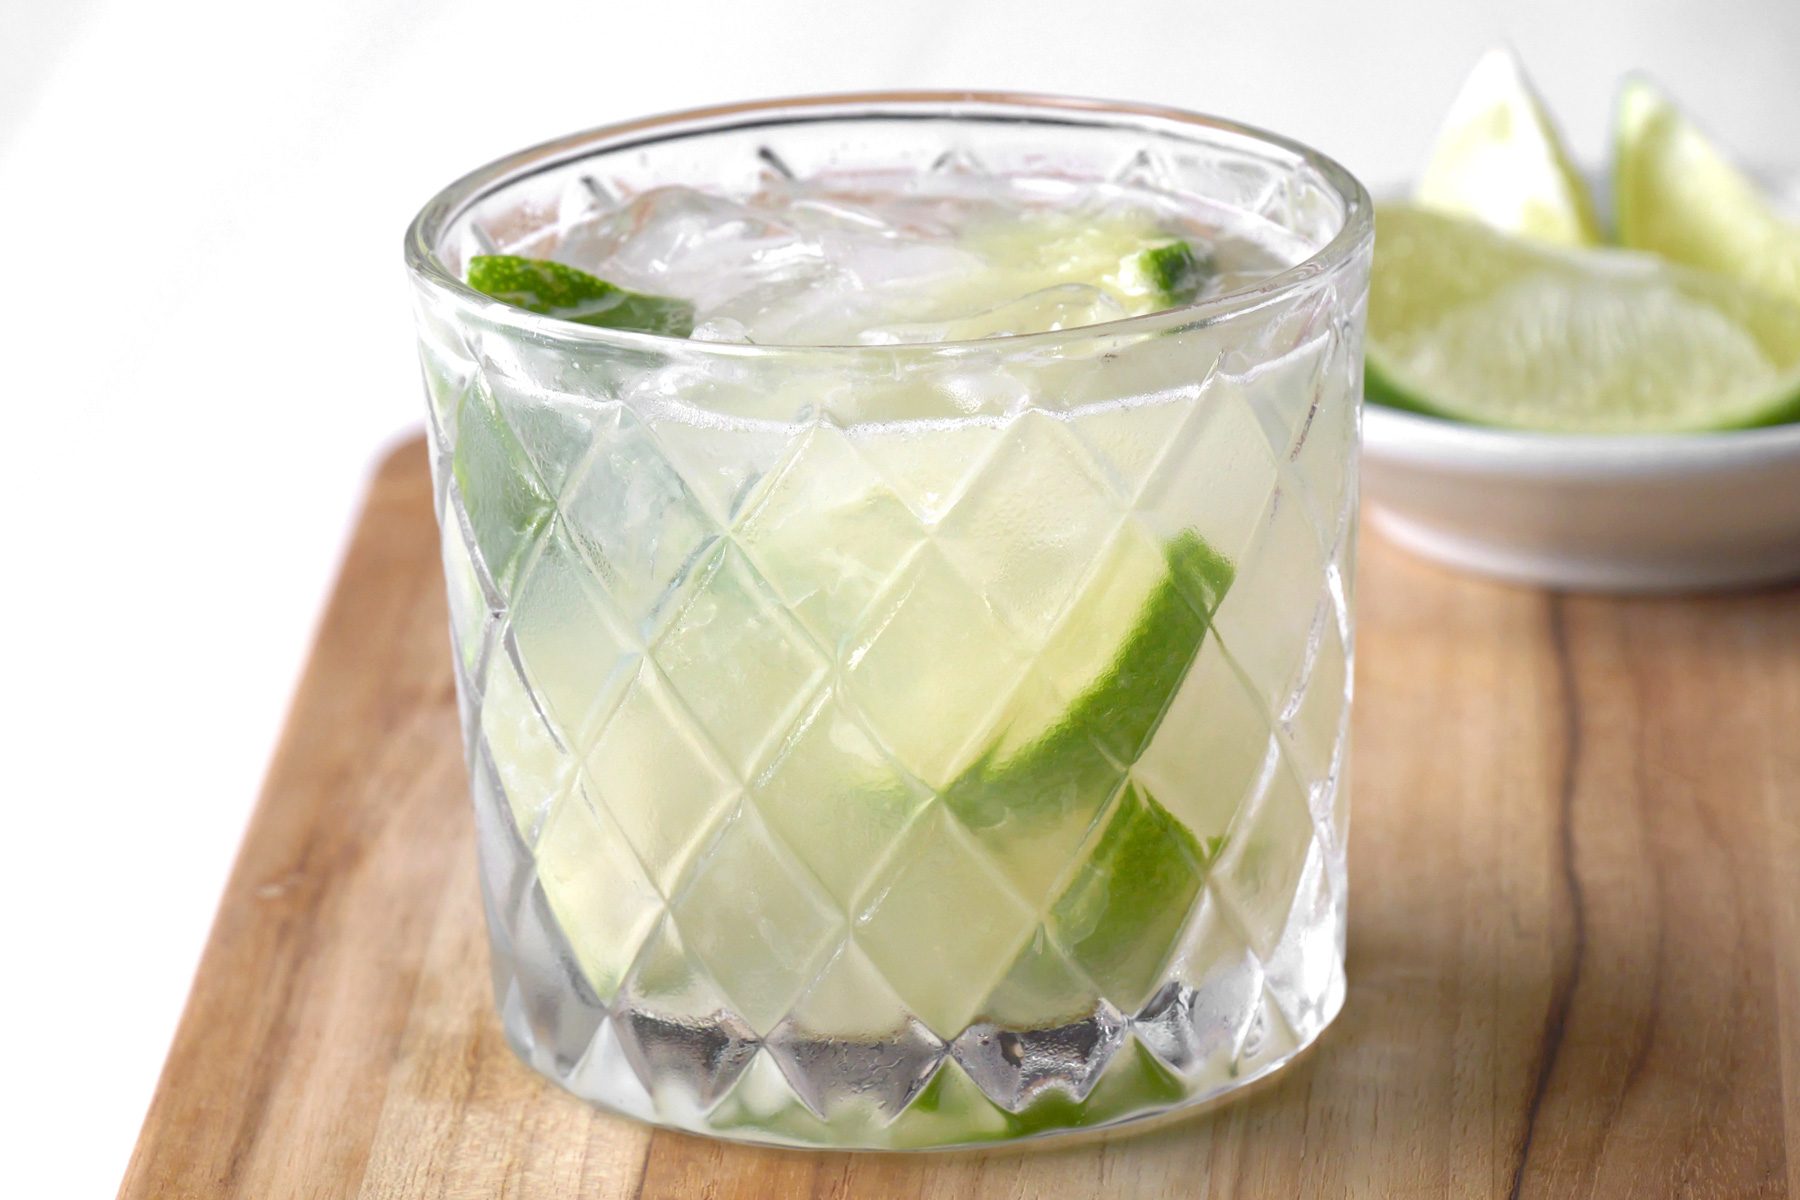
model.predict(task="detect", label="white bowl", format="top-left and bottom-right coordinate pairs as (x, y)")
top-left (1361, 405), bottom-right (1800, 592)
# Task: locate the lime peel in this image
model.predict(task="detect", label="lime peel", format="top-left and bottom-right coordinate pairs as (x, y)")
top-left (467, 254), bottom-right (696, 337)
top-left (1130, 241), bottom-right (1214, 306)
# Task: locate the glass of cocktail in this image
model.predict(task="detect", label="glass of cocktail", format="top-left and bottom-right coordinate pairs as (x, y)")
top-left (404, 92), bottom-right (1371, 1150)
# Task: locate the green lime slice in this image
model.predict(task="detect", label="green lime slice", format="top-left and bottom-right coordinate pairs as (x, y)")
top-left (1126, 240), bottom-right (1211, 306)
top-left (1614, 76), bottom-right (1800, 308)
top-left (1414, 48), bottom-right (1602, 247)
top-left (1368, 203), bottom-right (1800, 432)
top-left (946, 530), bottom-right (1232, 830)
top-left (963, 213), bottom-right (1216, 314)
top-left (467, 254), bottom-right (696, 337)
top-left (1047, 781), bottom-right (1224, 1004)
top-left (449, 379), bottom-right (555, 591)
top-left (943, 531), bottom-right (1232, 999)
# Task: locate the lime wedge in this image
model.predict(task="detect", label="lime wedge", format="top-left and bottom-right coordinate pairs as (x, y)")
top-left (467, 255), bottom-right (696, 337)
top-left (1048, 782), bottom-right (1224, 1004)
top-left (946, 531), bottom-right (1233, 999)
top-left (947, 530), bottom-right (1233, 830)
top-left (1415, 48), bottom-right (1602, 247)
top-left (1367, 203), bottom-right (1800, 432)
top-left (1614, 76), bottom-right (1800, 307)
top-left (1126, 240), bottom-right (1211, 306)
top-left (964, 213), bottom-right (1215, 314)
top-left (450, 379), bottom-right (555, 590)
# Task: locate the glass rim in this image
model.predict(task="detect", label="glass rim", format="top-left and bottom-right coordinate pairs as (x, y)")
top-left (403, 90), bottom-right (1374, 357)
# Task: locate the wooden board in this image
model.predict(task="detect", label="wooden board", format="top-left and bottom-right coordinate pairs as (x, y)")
top-left (121, 437), bottom-right (1800, 1199)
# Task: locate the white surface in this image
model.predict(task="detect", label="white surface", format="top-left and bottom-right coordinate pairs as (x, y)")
top-left (1364, 406), bottom-right (1800, 590)
top-left (4, 0), bottom-right (1797, 1191)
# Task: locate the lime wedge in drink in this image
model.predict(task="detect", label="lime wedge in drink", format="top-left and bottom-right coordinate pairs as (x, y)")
top-left (941, 531), bottom-right (1232, 1002)
top-left (1128, 240), bottom-right (1210, 307)
top-left (449, 376), bottom-right (556, 590)
top-left (963, 212), bottom-right (1215, 312)
top-left (467, 254), bottom-right (697, 336)
top-left (745, 471), bottom-right (1232, 799)
top-left (871, 229), bottom-right (1210, 341)
top-left (1045, 781), bottom-right (1225, 1005)
top-left (1367, 203), bottom-right (1800, 432)
top-left (947, 530), bottom-right (1232, 825)
top-left (1614, 76), bottom-right (1800, 307)
top-left (1415, 48), bottom-right (1602, 247)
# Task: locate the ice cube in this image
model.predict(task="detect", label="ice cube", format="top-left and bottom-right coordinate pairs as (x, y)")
top-left (556, 186), bottom-right (820, 302)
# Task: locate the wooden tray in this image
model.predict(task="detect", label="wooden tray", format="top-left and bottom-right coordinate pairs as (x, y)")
top-left (121, 437), bottom-right (1800, 1198)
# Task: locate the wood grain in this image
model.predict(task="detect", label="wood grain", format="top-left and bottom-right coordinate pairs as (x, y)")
top-left (120, 437), bottom-right (1800, 1199)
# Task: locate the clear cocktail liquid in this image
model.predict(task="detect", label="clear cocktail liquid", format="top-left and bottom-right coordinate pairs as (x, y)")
top-left (410, 100), bottom-right (1369, 1149)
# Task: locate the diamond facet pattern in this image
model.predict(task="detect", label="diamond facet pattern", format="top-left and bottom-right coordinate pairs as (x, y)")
top-left (417, 237), bottom-right (1367, 1150)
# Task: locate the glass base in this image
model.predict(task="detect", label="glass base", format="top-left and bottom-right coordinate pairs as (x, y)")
top-left (492, 950), bottom-right (1345, 1151)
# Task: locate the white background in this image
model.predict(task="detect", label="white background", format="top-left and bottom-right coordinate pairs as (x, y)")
top-left (3, 0), bottom-right (1795, 1190)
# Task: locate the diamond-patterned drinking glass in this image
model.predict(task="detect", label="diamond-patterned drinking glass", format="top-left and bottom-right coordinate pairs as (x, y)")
top-left (404, 93), bottom-right (1372, 1150)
